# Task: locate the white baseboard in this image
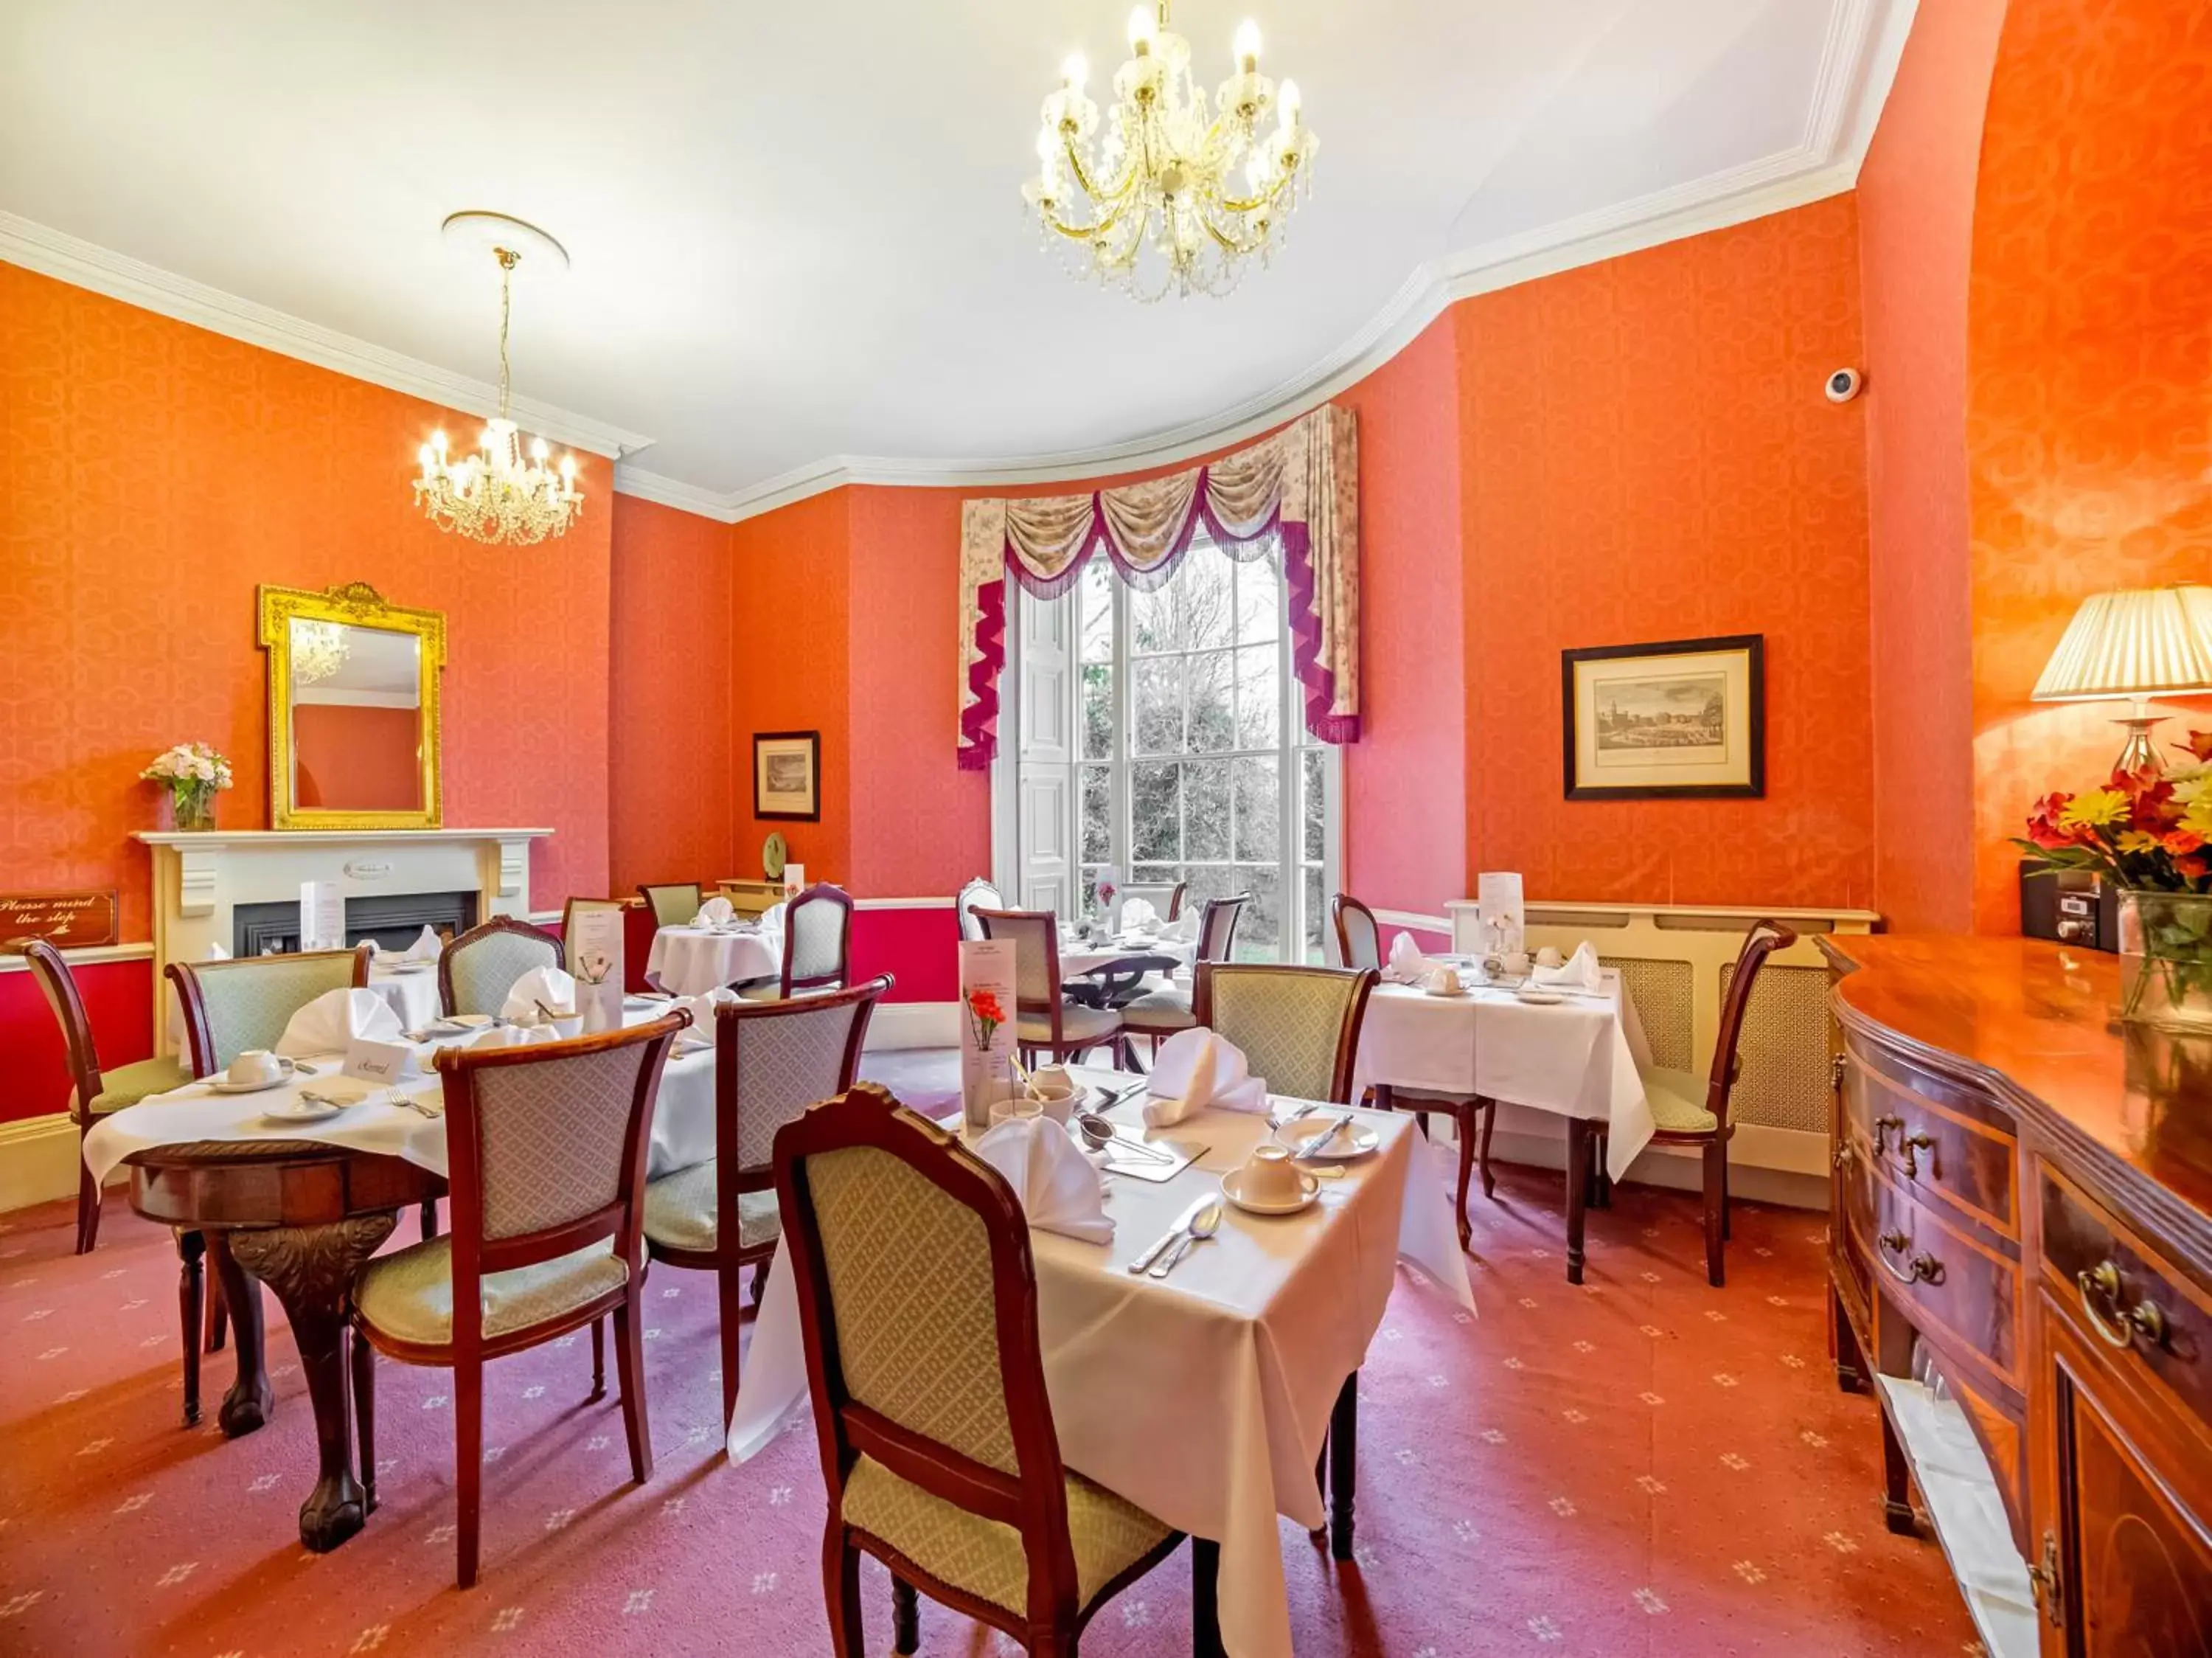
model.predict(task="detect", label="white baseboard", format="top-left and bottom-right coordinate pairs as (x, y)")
top-left (1433, 1103), bottom-right (1829, 1212)
top-left (0, 1112), bottom-right (103, 1216)
top-left (865, 1001), bottom-right (959, 1052)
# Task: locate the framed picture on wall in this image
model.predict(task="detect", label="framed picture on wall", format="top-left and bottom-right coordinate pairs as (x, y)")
top-left (1562, 634), bottom-right (1764, 799)
top-left (752, 730), bottom-right (822, 822)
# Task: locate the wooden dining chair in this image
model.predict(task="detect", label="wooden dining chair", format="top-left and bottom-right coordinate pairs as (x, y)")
top-left (1332, 892), bottom-right (1495, 1252)
top-left (773, 1087), bottom-right (1201, 1658)
top-left (975, 908), bottom-right (1125, 1068)
top-left (440, 916), bottom-right (563, 1018)
top-left (641, 977), bottom-right (888, 1433)
top-left (1118, 895), bottom-right (1250, 1061)
top-left (349, 1013), bottom-right (685, 1587)
top-left (14, 937), bottom-right (191, 1254)
top-left (1114, 880), bottom-right (1186, 929)
top-left (957, 876), bottom-right (1004, 942)
top-left (742, 883), bottom-right (855, 1000)
top-left (637, 881), bottom-right (704, 929)
top-left (1192, 962), bottom-right (1377, 1106)
top-left (1576, 918), bottom-right (1798, 1288)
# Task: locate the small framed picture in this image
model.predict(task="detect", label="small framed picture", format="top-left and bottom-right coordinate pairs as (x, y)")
top-left (753, 730), bottom-right (821, 822)
top-left (1562, 635), bottom-right (1764, 799)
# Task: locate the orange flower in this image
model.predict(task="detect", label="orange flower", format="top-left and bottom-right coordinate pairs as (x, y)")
top-left (967, 988), bottom-right (1004, 1024)
top-left (2163, 829), bottom-right (2207, 858)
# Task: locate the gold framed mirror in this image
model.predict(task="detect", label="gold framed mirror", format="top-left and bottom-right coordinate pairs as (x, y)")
top-left (258, 582), bottom-right (445, 830)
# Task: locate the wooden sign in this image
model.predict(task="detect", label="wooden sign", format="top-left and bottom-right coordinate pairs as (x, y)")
top-left (0, 890), bottom-right (119, 949)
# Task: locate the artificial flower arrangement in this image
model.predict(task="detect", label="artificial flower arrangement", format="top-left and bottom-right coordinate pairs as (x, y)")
top-left (141, 742), bottom-right (234, 831)
top-left (2017, 732), bottom-right (2212, 1028)
top-left (965, 986), bottom-right (1006, 1054)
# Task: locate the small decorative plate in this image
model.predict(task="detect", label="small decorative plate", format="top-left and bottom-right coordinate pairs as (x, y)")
top-left (210, 1074), bottom-right (286, 1095)
top-left (763, 832), bottom-right (787, 880)
top-left (1220, 1165), bottom-right (1321, 1215)
top-left (263, 1095), bottom-right (347, 1123)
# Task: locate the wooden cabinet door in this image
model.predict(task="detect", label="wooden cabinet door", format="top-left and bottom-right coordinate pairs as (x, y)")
top-left (2034, 1299), bottom-right (2212, 1656)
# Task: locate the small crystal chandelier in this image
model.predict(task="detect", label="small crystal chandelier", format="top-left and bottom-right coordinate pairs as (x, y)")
top-left (414, 214), bottom-right (582, 545)
top-left (293, 620), bottom-right (349, 685)
top-left (1023, 2), bottom-right (1318, 301)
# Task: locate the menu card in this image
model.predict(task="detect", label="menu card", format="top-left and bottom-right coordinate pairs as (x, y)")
top-left (1476, 871), bottom-right (1525, 958)
top-left (782, 862), bottom-right (807, 898)
top-left (568, 905), bottom-right (626, 1033)
top-left (959, 938), bottom-right (1018, 1131)
top-left (300, 881), bottom-right (344, 952)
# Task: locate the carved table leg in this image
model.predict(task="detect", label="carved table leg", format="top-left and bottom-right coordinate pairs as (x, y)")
top-left (1879, 1404), bottom-right (1917, 1536)
top-left (1328, 1370), bottom-right (1358, 1561)
top-left (208, 1232), bottom-right (274, 1437)
top-left (228, 1213), bottom-right (398, 1553)
top-left (1830, 1284), bottom-right (1868, 1394)
top-left (1565, 1121), bottom-right (1592, 1286)
top-left (175, 1229), bottom-right (206, 1428)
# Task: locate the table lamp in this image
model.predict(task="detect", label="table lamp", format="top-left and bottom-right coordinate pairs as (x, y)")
top-left (2031, 586), bottom-right (2212, 774)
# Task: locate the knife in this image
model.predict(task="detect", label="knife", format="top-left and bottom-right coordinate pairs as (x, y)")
top-left (1295, 1112), bottom-right (1352, 1160)
top-left (1128, 1194), bottom-right (1217, 1275)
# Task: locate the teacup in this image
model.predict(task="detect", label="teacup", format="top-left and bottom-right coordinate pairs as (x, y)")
top-left (1239, 1143), bottom-right (1307, 1206)
top-left (1502, 950), bottom-right (1531, 977)
top-left (1535, 946), bottom-right (1564, 970)
top-left (228, 1049), bottom-right (285, 1087)
top-left (989, 1091), bottom-right (1045, 1127)
top-left (1026, 1066), bottom-right (1078, 1123)
top-left (1426, 965), bottom-right (1462, 996)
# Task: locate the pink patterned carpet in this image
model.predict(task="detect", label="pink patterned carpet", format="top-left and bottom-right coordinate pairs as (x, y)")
top-left (0, 1061), bottom-right (1975, 1657)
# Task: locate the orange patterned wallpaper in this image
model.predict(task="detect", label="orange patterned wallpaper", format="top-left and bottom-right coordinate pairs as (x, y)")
top-left (1966, 0), bottom-right (2212, 931)
top-left (1458, 198), bottom-right (1876, 909)
top-left (0, 263), bottom-right (615, 937)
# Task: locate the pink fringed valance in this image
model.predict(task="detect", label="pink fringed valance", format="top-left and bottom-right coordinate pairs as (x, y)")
top-left (957, 404), bottom-right (1358, 769)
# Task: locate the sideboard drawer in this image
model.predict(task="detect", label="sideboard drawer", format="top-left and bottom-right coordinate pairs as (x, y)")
top-left (1843, 1050), bottom-right (2018, 1238)
top-left (2039, 1165), bottom-right (2212, 1449)
top-left (1859, 1165), bottom-right (2021, 1383)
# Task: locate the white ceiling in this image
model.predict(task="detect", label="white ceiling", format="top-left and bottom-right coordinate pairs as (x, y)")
top-left (0, 0), bottom-right (1911, 517)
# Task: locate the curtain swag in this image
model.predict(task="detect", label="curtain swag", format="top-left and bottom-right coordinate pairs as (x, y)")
top-left (956, 403), bottom-right (1359, 770)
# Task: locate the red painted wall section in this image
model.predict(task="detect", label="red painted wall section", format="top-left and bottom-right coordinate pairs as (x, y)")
top-left (851, 905), bottom-right (961, 1005)
top-left (1458, 197), bottom-right (1876, 909)
top-left (1855, 0), bottom-right (2005, 934)
top-left (609, 493), bottom-right (736, 897)
top-left (0, 960), bottom-right (152, 1127)
top-left (292, 704), bottom-right (423, 812)
top-left (1966, 0), bottom-right (2212, 932)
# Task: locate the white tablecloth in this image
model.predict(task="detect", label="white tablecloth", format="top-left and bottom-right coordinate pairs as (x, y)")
top-left (1350, 968), bottom-right (1656, 1180)
top-left (86, 1003), bottom-right (717, 1185)
top-left (1057, 932), bottom-right (1197, 979)
top-left (728, 1073), bottom-right (1475, 1658)
top-left (646, 924), bottom-right (782, 996)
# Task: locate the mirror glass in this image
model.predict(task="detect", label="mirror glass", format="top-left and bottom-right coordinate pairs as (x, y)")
top-left (287, 619), bottom-right (425, 814)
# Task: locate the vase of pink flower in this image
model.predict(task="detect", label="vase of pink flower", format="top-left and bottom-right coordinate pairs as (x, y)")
top-left (2018, 732), bottom-right (2212, 1032)
top-left (142, 743), bottom-right (234, 832)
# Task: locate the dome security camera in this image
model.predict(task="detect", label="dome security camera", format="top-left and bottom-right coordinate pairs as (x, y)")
top-left (1825, 367), bottom-right (1864, 403)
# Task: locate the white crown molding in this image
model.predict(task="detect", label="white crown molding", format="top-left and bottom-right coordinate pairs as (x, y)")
top-left (0, 211), bottom-right (655, 461)
top-left (609, 462), bottom-right (737, 520)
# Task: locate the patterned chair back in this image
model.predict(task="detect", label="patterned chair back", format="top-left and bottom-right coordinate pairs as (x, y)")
top-left (956, 877), bottom-right (1003, 942)
top-left (781, 885), bottom-right (854, 996)
top-left (434, 1018), bottom-right (684, 1331)
top-left (775, 1088), bottom-right (1082, 1606)
top-left (442, 918), bottom-right (563, 1018)
top-left (720, 978), bottom-right (886, 1170)
top-left (1700, 919), bottom-right (1799, 1125)
top-left (972, 909), bottom-right (1064, 1013)
top-left (639, 882), bottom-right (703, 929)
top-left (1194, 962), bottom-right (1377, 1105)
top-left (167, 946), bottom-right (373, 1077)
top-left (13, 937), bottom-right (103, 1118)
top-left (1196, 895), bottom-right (1250, 964)
top-left (1331, 894), bottom-right (1382, 972)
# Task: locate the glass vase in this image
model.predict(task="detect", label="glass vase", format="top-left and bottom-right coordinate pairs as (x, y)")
top-left (168, 783), bottom-right (217, 833)
top-left (2116, 891), bottom-right (2212, 1033)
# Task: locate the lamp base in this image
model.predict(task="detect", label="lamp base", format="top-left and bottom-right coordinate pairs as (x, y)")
top-left (2112, 712), bottom-right (2165, 777)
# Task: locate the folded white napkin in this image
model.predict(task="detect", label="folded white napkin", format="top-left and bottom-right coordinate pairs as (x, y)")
top-left (1160, 909), bottom-right (1200, 943)
top-left (276, 987), bottom-right (405, 1057)
top-left (501, 965), bottom-right (579, 1022)
top-left (971, 1117), bottom-right (1113, 1244)
top-left (1143, 1028), bottom-right (1268, 1125)
top-left (1531, 940), bottom-right (1601, 991)
top-left (692, 896), bottom-right (737, 926)
top-left (1387, 931), bottom-right (1439, 983)
top-left (373, 924), bottom-right (442, 961)
top-left (674, 985), bottom-right (737, 1039)
top-left (757, 901), bottom-right (787, 935)
top-left (1121, 897), bottom-right (1159, 932)
top-left (204, 943), bottom-right (232, 961)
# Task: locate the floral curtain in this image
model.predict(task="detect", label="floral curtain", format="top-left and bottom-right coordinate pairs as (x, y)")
top-left (957, 403), bottom-right (1358, 769)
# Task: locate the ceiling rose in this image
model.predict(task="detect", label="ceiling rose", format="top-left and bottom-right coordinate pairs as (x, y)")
top-left (413, 211), bottom-right (583, 546)
top-left (1024, 2), bottom-right (1318, 302)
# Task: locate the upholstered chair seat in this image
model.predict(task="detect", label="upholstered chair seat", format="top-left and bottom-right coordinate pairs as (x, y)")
top-left (86, 1054), bottom-right (193, 1114)
top-left (975, 906), bottom-right (1125, 1068)
top-left (1120, 896), bottom-right (1246, 1055)
top-left (640, 1161), bottom-right (781, 1254)
top-left (1641, 1066), bottom-right (1721, 1134)
top-left (355, 1235), bottom-right (628, 1349)
top-left (1015, 1003), bottom-right (1121, 1045)
top-left (1112, 987), bottom-right (1195, 1036)
top-left (841, 1454), bottom-right (1173, 1618)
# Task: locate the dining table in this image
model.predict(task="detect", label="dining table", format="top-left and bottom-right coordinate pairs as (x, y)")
top-left (644, 920), bottom-right (782, 996)
top-left (729, 1066), bottom-right (1475, 1658)
top-left (81, 999), bottom-right (712, 1553)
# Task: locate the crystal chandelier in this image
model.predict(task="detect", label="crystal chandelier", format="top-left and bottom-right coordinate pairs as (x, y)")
top-left (293, 620), bottom-right (349, 685)
top-left (1024, 2), bottom-right (1318, 301)
top-left (414, 218), bottom-right (582, 546)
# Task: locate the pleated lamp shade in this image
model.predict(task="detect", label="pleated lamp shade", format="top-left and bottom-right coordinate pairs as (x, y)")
top-left (2031, 587), bottom-right (2212, 702)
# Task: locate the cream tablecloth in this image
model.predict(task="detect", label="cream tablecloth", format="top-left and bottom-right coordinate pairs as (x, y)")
top-left (87, 1003), bottom-right (717, 1184)
top-left (1057, 932), bottom-right (1197, 979)
top-left (1349, 969), bottom-right (1656, 1180)
top-left (728, 1074), bottom-right (1474, 1658)
top-left (645, 924), bottom-right (782, 996)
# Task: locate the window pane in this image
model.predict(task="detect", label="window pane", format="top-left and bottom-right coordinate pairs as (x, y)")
top-left (1133, 863), bottom-right (1178, 887)
top-left (1133, 658), bottom-right (1183, 755)
top-left (1233, 756), bottom-right (1279, 863)
top-left (1184, 761), bottom-right (1231, 861)
top-left (1079, 558), bottom-right (1114, 664)
top-left (1303, 864), bottom-right (1324, 963)
top-left (1079, 763), bottom-right (1112, 864)
top-left (1130, 761), bottom-right (1180, 863)
top-left (1182, 864), bottom-right (1234, 914)
top-left (1302, 746), bottom-right (1324, 863)
top-left (1235, 543), bottom-right (1282, 643)
top-left (1186, 650), bottom-right (1236, 754)
top-left (1081, 664), bottom-right (1114, 760)
top-left (1236, 644), bottom-right (1279, 749)
top-left (1232, 865), bottom-right (1281, 960)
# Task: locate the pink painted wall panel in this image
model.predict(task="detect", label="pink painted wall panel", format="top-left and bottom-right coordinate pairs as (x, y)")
top-left (851, 904), bottom-right (961, 1005)
top-left (2, 957), bottom-right (153, 1123)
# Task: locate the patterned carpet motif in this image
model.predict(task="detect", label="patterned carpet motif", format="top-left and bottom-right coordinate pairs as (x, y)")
top-left (0, 1061), bottom-right (1975, 1657)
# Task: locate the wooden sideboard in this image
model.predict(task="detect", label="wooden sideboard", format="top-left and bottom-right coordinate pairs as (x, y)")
top-left (1823, 935), bottom-right (2212, 1657)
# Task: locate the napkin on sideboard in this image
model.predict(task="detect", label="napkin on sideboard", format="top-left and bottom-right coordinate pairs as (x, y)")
top-left (1530, 940), bottom-right (1602, 991)
top-left (276, 987), bottom-right (404, 1056)
top-left (501, 966), bottom-right (579, 1023)
top-left (1143, 1028), bottom-right (1267, 1125)
top-left (972, 1117), bottom-right (1113, 1244)
top-left (692, 895), bottom-right (737, 926)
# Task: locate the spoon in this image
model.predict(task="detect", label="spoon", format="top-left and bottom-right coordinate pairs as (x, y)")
top-left (1075, 1111), bottom-right (1174, 1161)
top-left (1149, 1200), bottom-right (1222, 1277)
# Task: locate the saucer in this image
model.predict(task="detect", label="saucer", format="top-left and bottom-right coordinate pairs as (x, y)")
top-left (1277, 1115), bottom-right (1381, 1161)
top-left (1221, 1165), bottom-right (1320, 1215)
top-left (1422, 983), bottom-right (1472, 999)
top-left (263, 1095), bottom-right (347, 1123)
top-left (210, 1074), bottom-right (286, 1095)
top-left (1514, 988), bottom-right (1565, 1005)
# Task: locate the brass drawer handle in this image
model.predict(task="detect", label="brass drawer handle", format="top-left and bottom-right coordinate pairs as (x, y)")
top-left (1877, 1229), bottom-right (1945, 1286)
top-left (1830, 1051), bottom-right (1848, 1093)
top-left (1899, 1130), bottom-right (1936, 1179)
top-left (1871, 1113), bottom-right (1903, 1156)
top-left (2077, 1260), bottom-right (2168, 1351)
